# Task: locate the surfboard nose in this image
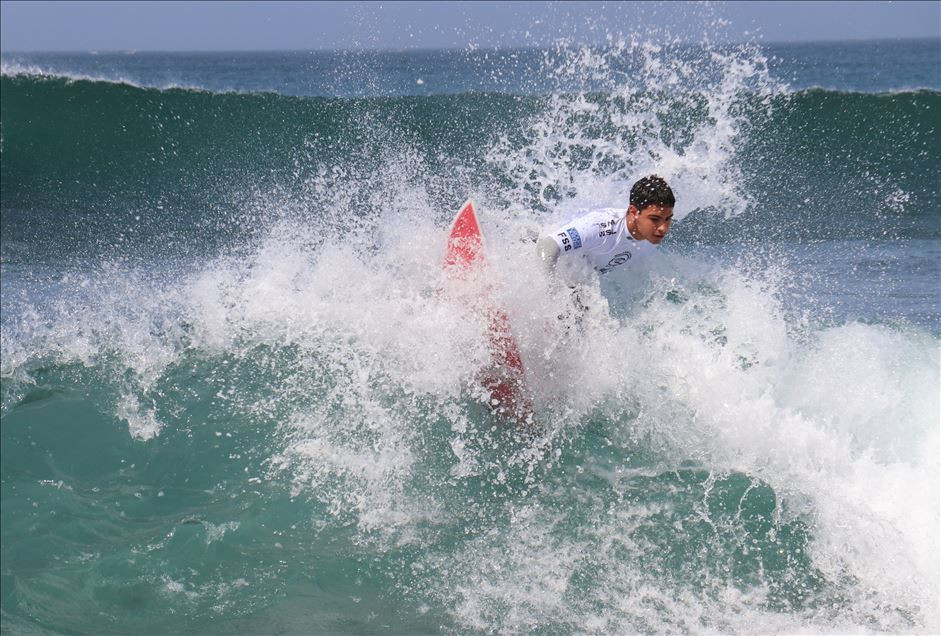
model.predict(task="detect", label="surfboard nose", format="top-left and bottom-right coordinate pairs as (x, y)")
top-left (445, 200), bottom-right (484, 267)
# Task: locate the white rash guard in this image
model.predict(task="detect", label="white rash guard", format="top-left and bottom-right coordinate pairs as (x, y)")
top-left (539, 207), bottom-right (658, 274)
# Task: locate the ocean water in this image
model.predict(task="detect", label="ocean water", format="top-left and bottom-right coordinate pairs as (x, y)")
top-left (1, 36), bottom-right (939, 634)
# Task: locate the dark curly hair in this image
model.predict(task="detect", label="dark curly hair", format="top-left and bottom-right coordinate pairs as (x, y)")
top-left (630, 175), bottom-right (675, 210)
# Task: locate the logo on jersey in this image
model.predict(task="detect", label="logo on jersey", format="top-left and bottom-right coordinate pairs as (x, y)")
top-left (597, 250), bottom-right (631, 274)
top-left (565, 227), bottom-right (582, 249)
top-left (597, 218), bottom-right (618, 237)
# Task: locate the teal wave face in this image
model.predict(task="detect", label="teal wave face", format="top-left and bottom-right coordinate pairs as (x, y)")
top-left (675, 88), bottom-right (941, 244)
top-left (0, 75), bottom-right (543, 260)
top-left (2, 74), bottom-right (938, 264)
top-left (0, 75), bottom-right (354, 259)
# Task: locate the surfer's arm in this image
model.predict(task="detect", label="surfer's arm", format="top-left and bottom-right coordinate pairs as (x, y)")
top-left (536, 235), bottom-right (561, 274)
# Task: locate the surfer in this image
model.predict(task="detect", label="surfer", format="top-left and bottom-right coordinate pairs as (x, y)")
top-left (536, 175), bottom-right (675, 277)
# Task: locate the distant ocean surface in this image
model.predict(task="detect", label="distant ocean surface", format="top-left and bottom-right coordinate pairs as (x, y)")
top-left (2, 38), bottom-right (939, 634)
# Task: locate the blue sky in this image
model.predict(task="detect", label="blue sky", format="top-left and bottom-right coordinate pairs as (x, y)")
top-left (1, 1), bottom-right (939, 51)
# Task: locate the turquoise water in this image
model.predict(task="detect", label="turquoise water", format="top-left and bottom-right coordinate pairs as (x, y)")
top-left (2, 38), bottom-right (939, 634)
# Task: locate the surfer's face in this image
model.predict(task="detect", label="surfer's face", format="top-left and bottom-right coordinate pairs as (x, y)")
top-left (628, 204), bottom-right (674, 244)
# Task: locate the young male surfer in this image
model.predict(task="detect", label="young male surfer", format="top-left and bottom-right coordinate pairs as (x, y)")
top-left (536, 175), bottom-right (675, 277)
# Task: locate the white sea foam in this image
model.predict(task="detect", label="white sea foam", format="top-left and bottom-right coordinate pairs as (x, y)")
top-left (200, 167), bottom-right (936, 632)
top-left (414, 246), bottom-right (939, 632)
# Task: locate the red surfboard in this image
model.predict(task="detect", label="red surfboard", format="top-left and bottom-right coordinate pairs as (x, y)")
top-left (445, 200), bottom-right (532, 424)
